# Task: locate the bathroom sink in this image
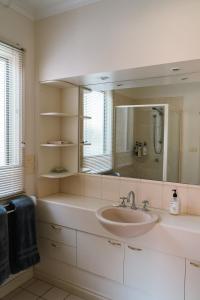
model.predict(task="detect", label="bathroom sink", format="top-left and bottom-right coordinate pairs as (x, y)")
top-left (96, 206), bottom-right (158, 238)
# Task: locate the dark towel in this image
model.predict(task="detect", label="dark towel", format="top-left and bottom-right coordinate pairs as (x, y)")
top-left (8, 196), bottom-right (40, 274)
top-left (0, 205), bottom-right (10, 284)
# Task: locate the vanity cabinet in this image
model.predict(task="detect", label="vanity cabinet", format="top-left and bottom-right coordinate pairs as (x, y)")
top-left (77, 231), bottom-right (124, 283)
top-left (36, 197), bottom-right (200, 300)
top-left (185, 259), bottom-right (200, 300)
top-left (124, 244), bottom-right (185, 300)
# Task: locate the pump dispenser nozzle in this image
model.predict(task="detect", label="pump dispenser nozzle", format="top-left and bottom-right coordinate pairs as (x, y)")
top-left (172, 189), bottom-right (177, 197)
top-left (170, 189), bottom-right (180, 215)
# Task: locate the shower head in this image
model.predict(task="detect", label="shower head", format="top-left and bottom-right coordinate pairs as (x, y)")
top-left (152, 107), bottom-right (164, 116)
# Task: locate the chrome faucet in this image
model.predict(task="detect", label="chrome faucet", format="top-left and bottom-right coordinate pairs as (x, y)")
top-left (127, 191), bottom-right (137, 210)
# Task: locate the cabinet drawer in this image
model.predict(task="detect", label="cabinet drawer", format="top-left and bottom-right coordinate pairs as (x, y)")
top-left (38, 222), bottom-right (76, 247)
top-left (39, 238), bottom-right (76, 266)
top-left (77, 232), bottom-right (124, 283)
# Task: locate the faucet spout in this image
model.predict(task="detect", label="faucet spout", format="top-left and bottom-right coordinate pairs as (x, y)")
top-left (127, 191), bottom-right (137, 210)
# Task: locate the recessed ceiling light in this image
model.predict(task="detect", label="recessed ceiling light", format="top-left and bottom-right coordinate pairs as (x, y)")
top-left (171, 67), bottom-right (181, 72)
top-left (100, 76), bottom-right (109, 81)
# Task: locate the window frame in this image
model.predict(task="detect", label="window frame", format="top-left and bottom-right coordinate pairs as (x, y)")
top-left (0, 41), bottom-right (24, 199)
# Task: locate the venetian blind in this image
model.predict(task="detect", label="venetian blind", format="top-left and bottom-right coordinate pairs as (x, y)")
top-left (80, 89), bottom-right (113, 174)
top-left (0, 42), bottom-right (24, 198)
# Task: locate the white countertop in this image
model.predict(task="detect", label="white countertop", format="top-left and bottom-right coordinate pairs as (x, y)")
top-left (39, 193), bottom-right (111, 211)
top-left (159, 210), bottom-right (200, 233)
top-left (38, 193), bottom-right (200, 234)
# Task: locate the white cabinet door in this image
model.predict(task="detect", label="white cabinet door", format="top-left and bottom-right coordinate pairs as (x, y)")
top-left (185, 259), bottom-right (200, 300)
top-left (77, 232), bottom-right (124, 283)
top-left (124, 244), bottom-right (185, 300)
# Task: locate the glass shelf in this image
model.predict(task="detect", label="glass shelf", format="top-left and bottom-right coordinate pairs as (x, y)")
top-left (40, 172), bottom-right (76, 179)
top-left (40, 143), bottom-right (77, 148)
top-left (40, 112), bottom-right (78, 117)
top-left (40, 80), bottom-right (74, 88)
top-left (80, 115), bottom-right (92, 119)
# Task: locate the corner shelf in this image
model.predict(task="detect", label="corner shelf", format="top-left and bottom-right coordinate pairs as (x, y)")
top-left (40, 172), bottom-right (76, 179)
top-left (40, 143), bottom-right (77, 148)
top-left (40, 80), bottom-right (74, 88)
top-left (38, 80), bottom-right (79, 194)
top-left (80, 115), bottom-right (92, 120)
top-left (40, 112), bottom-right (78, 117)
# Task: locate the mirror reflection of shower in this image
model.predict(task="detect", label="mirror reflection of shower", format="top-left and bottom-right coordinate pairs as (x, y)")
top-left (114, 104), bottom-right (168, 181)
top-left (152, 107), bottom-right (164, 155)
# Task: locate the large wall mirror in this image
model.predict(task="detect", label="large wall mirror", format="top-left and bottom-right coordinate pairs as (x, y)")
top-left (79, 78), bottom-right (200, 185)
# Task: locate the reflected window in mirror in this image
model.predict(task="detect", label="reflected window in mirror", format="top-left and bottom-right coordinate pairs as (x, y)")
top-left (80, 89), bottom-right (113, 174)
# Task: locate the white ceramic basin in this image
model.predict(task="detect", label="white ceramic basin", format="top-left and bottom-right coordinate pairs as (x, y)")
top-left (96, 206), bottom-right (158, 238)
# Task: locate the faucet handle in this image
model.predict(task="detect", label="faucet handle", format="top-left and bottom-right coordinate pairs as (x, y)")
top-left (142, 200), bottom-right (150, 211)
top-left (119, 196), bottom-right (127, 207)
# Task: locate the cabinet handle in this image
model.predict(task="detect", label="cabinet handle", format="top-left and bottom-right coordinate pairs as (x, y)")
top-left (128, 245), bottom-right (142, 251)
top-left (51, 242), bottom-right (62, 248)
top-left (108, 240), bottom-right (121, 247)
top-left (190, 261), bottom-right (200, 268)
top-left (50, 224), bottom-right (62, 231)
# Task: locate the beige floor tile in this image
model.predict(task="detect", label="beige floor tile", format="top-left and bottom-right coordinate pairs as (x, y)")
top-left (2, 288), bottom-right (22, 300)
top-left (24, 279), bottom-right (52, 296)
top-left (21, 278), bottom-right (37, 289)
top-left (8, 290), bottom-right (38, 300)
top-left (43, 287), bottom-right (70, 300)
top-left (67, 295), bottom-right (85, 300)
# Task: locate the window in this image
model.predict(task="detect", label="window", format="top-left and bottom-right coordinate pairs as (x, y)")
top-left (0, 42), bottom-right (24, 198)
top-left (80, 89), bottom-right (113, 173)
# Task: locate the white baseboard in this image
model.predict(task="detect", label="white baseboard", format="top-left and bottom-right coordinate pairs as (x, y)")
top-left (34, 270), bottom-right (111, 300)
top-left (0, 268), bottom-right (33, 299)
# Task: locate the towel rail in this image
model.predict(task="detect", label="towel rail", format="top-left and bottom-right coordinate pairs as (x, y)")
top-left (0, 194), bottom-right (36, 214)
top-left (2, 203), bottom-right (16, 214)
top-left (3, 203), bottom-right (15, 214)
top-left (0, 192), bottom-right (25, 214)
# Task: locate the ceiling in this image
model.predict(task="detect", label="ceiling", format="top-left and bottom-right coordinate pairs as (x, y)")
top-left (0, 0), bottom-right (101, 20)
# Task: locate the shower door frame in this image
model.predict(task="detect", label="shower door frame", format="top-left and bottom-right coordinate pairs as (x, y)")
top-left (114, 103), bottom-right (169, 181)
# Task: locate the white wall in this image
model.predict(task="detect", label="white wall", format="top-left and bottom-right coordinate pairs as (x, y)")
top-left (0, 4), bottom-right (36, 194)
top-left (0, 4), bottom-right (35, 295)
top-left (36, 0), bottom-right (200, 81)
